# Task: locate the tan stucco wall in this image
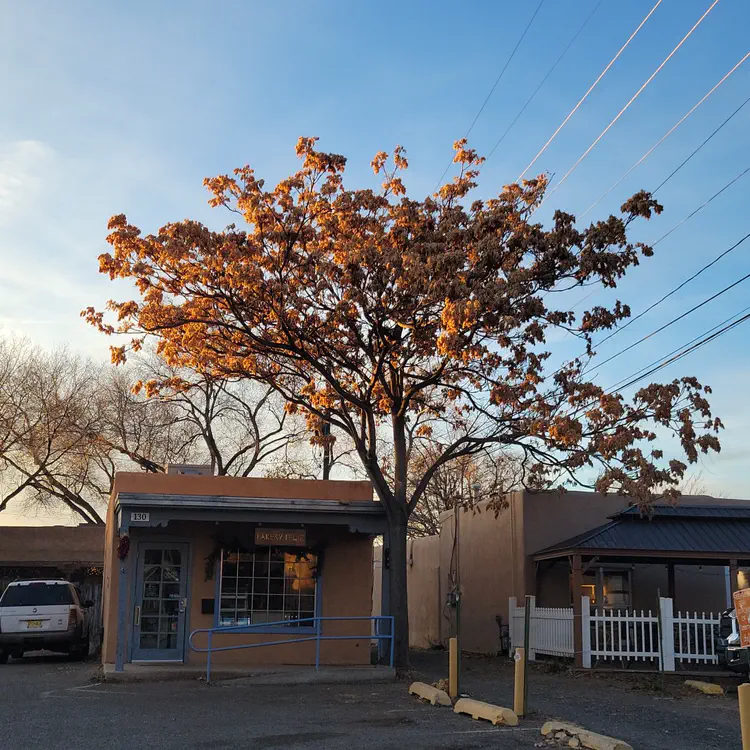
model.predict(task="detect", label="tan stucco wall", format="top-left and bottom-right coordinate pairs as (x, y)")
top-left (101, 494), bottom-right (119, 664)
top-left (436, 494), bottom-right (525, 654)
top-left (102, 522), bottom-right (374, 666)
top-left (112, 473), bottom-right (373, 502)
top-left (372, 537), bottom-right (441, 649)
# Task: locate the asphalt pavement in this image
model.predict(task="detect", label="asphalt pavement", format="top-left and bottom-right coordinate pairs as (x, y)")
top-left (0, 654), bottom-right (541, 750)
top-left (0, 652), bottom-right (743, 749)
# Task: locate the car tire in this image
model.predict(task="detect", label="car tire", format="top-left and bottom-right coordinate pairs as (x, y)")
top-left (0, 650), bottom-right (8, 665)
top-left (70, 638), bottom-right (89, 661)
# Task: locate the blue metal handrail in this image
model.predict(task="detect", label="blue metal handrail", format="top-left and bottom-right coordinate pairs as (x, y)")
top-left (188, 615), bottom-right (395, 682)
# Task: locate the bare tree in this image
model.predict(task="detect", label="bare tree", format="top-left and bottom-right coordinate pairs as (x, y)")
top-left (133, 357), bottom-right (307, 476)
top-left (0, 341), bottom-right (106, 523)
top-left (406, 444), bottom-right (522, 537)
top-left (0, 340), bottom-right (311, 523)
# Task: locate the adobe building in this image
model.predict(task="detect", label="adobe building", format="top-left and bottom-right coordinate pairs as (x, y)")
top-left (384, 489), bottom-right (750, 655)
top-left (102, 467), bottom-right (386, 672)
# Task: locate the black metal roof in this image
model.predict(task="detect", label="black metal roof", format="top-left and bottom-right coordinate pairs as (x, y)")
top-left (534, 508), bottom-right (750, 560)
top-left (612, 504), bottom-right (750, 519)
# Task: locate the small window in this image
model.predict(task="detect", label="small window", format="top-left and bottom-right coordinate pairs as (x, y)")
top-left (602, 571), bottom-right (631, 609)
top-left (580, 583), bottom-right (596, 605)
top-left (219, 549), bottom-right (318, 628)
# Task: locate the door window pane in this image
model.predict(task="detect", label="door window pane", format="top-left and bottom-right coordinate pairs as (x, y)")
top-left (139, 548), bottom-right (184, 651)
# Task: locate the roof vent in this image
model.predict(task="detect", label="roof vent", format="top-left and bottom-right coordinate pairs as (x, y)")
top-left (166, 463), bottom-right (214, 476)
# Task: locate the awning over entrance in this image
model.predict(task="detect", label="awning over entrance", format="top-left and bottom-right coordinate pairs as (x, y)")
top-left (115, 491), bottom-right (388, 536)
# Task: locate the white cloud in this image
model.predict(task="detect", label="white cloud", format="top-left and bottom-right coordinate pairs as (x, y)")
top-left (0, 140), bottom-right (56, 226)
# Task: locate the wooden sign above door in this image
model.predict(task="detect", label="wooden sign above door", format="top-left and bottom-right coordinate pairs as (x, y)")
top-left (255, 528), bottom-right (307, 547)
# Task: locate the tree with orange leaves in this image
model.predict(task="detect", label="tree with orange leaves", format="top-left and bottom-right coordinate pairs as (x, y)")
top-left (85, 138), bottom-right (721, 666)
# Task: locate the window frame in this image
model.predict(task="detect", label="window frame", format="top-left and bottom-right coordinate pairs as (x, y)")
top-left (214, 547), bottom-right (321, 634)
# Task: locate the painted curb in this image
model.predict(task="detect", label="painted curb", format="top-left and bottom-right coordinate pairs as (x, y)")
top-left (541, 721), bottom-right (633, 750)
top-left (408, 681), bottom-right (452, 706)
top-left (684, 679), bottom-right (724, 695)
top-left (453, 697), bottom-right (518, 726)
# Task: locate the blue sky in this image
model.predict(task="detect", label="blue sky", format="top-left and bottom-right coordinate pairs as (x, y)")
top-left (1, 0), bottom-right (749, 517)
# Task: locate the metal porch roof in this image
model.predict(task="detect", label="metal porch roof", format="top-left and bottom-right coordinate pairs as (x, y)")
top-left (116, 492), bottom-right (386, 516)
top-left (534, 513), bottom-right (750, 560)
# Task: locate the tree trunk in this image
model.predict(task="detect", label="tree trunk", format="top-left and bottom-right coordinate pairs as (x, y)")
top-left (321, 421), bottom-right (332, 480)
top-left (387, 507), bottom-right (410, 669)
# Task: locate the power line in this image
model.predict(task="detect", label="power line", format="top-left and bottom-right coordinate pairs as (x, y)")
top-left (579, 50), bottom-right (750, 219)
top-left (605, 304), bottom-right (750, 392)
top-left (652, 93), bottom-right (750, 194)
top-left (651, 167), bottom-right (750, 247)
top-left (485, 0), bottom-right (604, 162)
top-left (517, 0), bottom-right (664, 181)
top-left (608, 310), bottom-right (750, 393)
top-left (434, 0), bottom-right (546, 190)
top-left (587, 256), bottom-right (750, 375)
top-left (594, 231), bottom-right (750, 349)
top-left (547, 0), bottom-right (721, 198)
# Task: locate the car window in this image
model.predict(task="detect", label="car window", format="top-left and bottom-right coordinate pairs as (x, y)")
top-left (0, 583), bottom-right (74, 607)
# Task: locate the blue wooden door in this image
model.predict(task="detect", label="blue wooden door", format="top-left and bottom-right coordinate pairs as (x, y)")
top-left (131, 543), bottom-right (189, 661)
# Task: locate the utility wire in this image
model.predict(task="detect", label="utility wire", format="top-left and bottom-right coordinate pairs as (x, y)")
top-left (594, 231), bottom-right (750, 349)
top-left (485, 0), bottom-right (604, 162)
top-left (587, 257), bottom-right (750, 375)
top-left (517, 0), bottom-right (664, 181)
top-left (608, 310), bottom-right (750, 393)
top-left (605, 304), bottom-right (750, 392)
top-left (579, 50), bottom-right (750, 218)
top-left (563, 305), bottom-right (750, 421)
top-left (434, 0), bottom-right (546, 190)
top-left (651, 167), bottom-right (750, 247)
top-left (652, 93), bottom-right (750, 194)
top-left (547, 0), bottom-right (721, 198)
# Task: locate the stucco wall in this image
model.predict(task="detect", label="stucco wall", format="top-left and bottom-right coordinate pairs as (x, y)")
top-left (372, 537), bottom-right (441, 649)
top-left (112, 473), bottom-right (373, 502)
top-left (437, 494), bottom-right (524, 654)
top-left (103, 520), bottom-right (374, 666)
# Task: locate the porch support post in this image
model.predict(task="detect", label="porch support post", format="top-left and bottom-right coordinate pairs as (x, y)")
top-left (572, 554), bottom-right (583, 669)
top-left (115, 515), bottom-right (130, 673)
top-left (731, 559), bottom-right (739, 598)
top-left (667, 563), bottom-right (676, 603)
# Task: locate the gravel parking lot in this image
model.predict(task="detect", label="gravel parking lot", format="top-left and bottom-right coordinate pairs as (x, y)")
top-left (0, 651), bottom-right (743, 749)
top-left (412, 650), bottom-right (743, 750)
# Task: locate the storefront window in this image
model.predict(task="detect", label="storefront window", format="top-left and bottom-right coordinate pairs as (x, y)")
top-left (219, 549), bottom-right (317, 627)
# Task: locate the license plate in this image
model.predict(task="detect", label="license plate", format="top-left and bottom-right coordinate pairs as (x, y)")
top-left (26, 620), bottom-right (42, 629)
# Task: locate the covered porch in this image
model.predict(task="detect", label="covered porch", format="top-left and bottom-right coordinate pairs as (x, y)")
top-left (531, 505), bottom-right (750, 668)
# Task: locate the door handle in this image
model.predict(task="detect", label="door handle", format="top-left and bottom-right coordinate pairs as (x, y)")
top-left (134, 606), bottom-right (141, 626)
top-left (179, 598), bottom-right (187, 614)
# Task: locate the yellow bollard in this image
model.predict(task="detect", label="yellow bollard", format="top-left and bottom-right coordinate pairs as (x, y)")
top-left (449, 637), bottom-right (459, 700)
top-left (740, 683), bottom-right (750, 750)
top-left (513, 647), bottom-right (525, 717)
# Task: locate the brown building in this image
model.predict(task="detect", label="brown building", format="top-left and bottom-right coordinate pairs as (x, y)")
top-left (395, 490), bottom-right (750, 655)
top-left (102, 469), bottom-right (387, 673)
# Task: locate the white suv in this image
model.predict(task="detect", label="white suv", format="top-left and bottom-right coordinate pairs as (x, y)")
top-left (0, 580), bottom-right (92, 662)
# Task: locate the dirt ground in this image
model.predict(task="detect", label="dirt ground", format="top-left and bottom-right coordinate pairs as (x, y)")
top-left (411, 649), bottom-right (743, 750)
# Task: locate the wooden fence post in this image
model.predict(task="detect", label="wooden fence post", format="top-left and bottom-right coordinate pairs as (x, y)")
top-left (527, 595), bottom-right (537, 661)
top-left (660, 597), bottom-right (676, 672)
top-left (581, 595), bottom-right (591, 668)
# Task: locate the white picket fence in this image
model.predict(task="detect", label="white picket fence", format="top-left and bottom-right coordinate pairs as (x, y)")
top-left (509, 597), bottom-right (574, 659)
top-left (510, 596), bottom-right (721, 670)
